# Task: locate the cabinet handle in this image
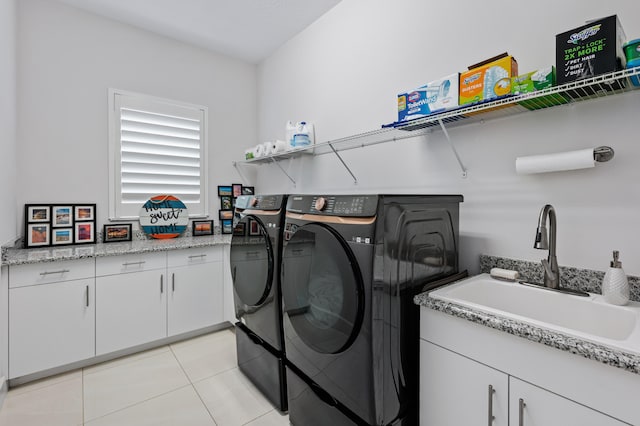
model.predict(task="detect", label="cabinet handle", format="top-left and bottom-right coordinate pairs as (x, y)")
top-left (86, 285), bottom-right (89, 307)
top-left (519, 398), bottom-right (526, 426)
top-left (188, 254), bottom-right (206, 259)
top-left (172, 273), bottom-right (175, 292)
top-left (487, 385), bottom-right (495, 425)
top-left (40, 269), bottom-right (70, 276)
top-left (122, 261), bottom-right (146, 266)
top-left (160, 275), bottom-right (164, 293)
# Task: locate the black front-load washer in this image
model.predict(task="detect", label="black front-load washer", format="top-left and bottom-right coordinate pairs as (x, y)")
top-left (281, 194), bottom-right (463, 425)
top-left (230, 194), bottom-right (288, 412)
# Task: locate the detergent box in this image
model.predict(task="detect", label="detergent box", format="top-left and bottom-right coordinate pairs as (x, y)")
top-left (556, 15), bottom-right (627, 85)
top-left (397, 73), bottom-right (459, 122)
top-left (512, 66), bottom-right (569, 110)
top-left (459, 54), bottom-right (518, 106)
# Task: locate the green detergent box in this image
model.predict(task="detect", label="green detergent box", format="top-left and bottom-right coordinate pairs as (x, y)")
top-left (512, 66), bottom-right (568, 110)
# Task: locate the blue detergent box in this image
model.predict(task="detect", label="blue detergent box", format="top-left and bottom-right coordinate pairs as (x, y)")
top-left (397, 73), bottom-right (459, 122)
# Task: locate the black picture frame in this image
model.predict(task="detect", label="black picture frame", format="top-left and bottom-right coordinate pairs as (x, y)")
top-left (103, 223), bottom-right (133, 243)
top-left (241, 186), bottom-right (255, 195)
top-left (220, 196), bottom-right (233, 210)
top-left (192, 220), bottom-right (214, 236)
top-left (75, 221), bottom-right (95, 244)
top-left (219, 210), bottom-right (233, 220)
top-left (218, 185), bottom-right (232, 197)
top-left (24, 203), bottom-right (96, 248)
top-left (74, 204), bottom-right (96, 221)
top-left (233, 222), bottom-right (246, 236)
top-left (221, 219), bottom-right (233, 234)
top-left (248, 219), bottom-right (261, 236)
top-left (232, 183), bottom-right (243, 198)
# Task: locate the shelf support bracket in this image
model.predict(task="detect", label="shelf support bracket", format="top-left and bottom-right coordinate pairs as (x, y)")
top-left (438, 119), bottom-right (468, 178)
top-left (232, 161), bottom-right (251, 185)
top-left (328, 143), bottom-right (358, 184)
top-left (269, 157), bottom-right (297, 186)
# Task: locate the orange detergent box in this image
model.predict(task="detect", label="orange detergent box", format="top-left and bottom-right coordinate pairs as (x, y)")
top-left (459, 54), bottom-right (518, 105)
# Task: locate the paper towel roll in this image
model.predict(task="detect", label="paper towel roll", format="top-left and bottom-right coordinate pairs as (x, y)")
top-left (253, 144), bottom-right (264, 158)
top-left (263, 141), bottom-right (274, 156)
top-left (515, 148), bottom-right (595, 174)
top-left (273, 140), bottom-right (287, 153)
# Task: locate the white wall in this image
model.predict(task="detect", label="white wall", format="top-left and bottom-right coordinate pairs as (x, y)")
top-left (17, 0), bottom-right (257, 231)
top-left (257, 0), bottom-right (640, 276)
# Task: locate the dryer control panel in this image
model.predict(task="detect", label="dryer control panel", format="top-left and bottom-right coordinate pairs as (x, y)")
top-left (243, 194), bottom-right (284, 211)
top-left (287, 195), bottom-right (378, 217)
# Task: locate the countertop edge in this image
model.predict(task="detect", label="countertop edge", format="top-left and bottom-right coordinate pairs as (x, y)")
top-left (414, 291), bottom-right (640, 376)
top-left (2, 235), bottom-right (232, 266)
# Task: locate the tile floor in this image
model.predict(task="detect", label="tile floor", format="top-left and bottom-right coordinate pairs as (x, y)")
top-left (0, 328), bottom-right (290, 426)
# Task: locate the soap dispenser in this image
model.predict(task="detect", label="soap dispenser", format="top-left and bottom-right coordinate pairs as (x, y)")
top-left (602, 250), bottom-right (630, 305)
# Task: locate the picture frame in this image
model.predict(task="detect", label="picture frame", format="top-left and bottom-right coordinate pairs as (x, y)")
top-left (51, 228), bottom-right (73, 246)
top-left (220, 196), bottom-right (233, 210)
top-left (241, 186), bottom-right (255, 195)
top-left (248, 219), bottom-right (261, 236)
top-left (74, 205), bottom-right (95, 221)
top-left (52, 205), bottom-right (73, 227)
top-left (219, 210), bottom-right (233, 220)
top-left (232, 183), bottom-right (243, 198)
top-left (221, 219), bottom-right (233, 234)
top-left (103, 223), bottom-right (132, 243)
top-left (75, 222), bottom-right (95, 244)
top-left (218, 185), bottom-right (232, 197)
top-left (192, 220), bottom-right (214, 236)
top-left (26, 205), bottom-right (50, 223)
top-left (27, 223), bottom-right (50, 247)
top-left (233, 222), bottom-right (246, 236)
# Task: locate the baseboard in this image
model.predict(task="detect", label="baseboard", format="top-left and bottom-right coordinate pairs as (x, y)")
top-left (0, 376), bottom-right (7, 409)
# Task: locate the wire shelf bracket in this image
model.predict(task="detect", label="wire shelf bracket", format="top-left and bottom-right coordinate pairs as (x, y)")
top-left (328, 143), bottom-right (358, 184)
top-left (438, 119), bottom-right (468, 178)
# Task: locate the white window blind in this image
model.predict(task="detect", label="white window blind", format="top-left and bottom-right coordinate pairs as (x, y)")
top-left (108, 89), bottom-right (208, 219)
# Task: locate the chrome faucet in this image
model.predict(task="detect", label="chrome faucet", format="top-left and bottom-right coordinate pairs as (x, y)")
top-left (533, 204), bottom-right (560, 289)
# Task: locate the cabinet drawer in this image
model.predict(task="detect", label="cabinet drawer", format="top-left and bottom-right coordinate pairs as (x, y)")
top-left (96, 252), bottom-right (166, 277)
top-left (167, 246), bottom-right (222, 268)
top-left (9, 258), bottom-right (95, 288)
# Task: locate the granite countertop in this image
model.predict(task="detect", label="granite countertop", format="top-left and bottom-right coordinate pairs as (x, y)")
top-left (2, 234), bottom-right (232, 266)
top-left (415, 281), bottom-right (640, 376)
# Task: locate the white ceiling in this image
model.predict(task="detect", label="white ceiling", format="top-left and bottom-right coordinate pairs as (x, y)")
top-left (54, 0), bottom-right (343, 63)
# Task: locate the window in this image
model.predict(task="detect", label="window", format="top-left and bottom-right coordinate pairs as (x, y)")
top-left (108, 89), bottom-right (208, 219)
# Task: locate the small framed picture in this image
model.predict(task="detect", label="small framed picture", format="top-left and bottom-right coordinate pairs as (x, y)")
top-left (51, 228), bottom-right (73, 246)
top-left (242, 186), bottom-right (255, 195)
top-left (26, 205), bottom-right (50, 223)
top-left (220, 196), bottom-right (233, 210)
top-left (27, 223), bottom-right (50, 247)
top-left (74, 205), bottom-right (95, 221)
top-left (221, 219), bottom-right (233, 234)
top-left (218, 185), bottom-right (232, 197)
top-left (75, 222), bottom-right (95, 244)
top-left (52, 206), bottom-right (72, 227)
top-left (103, 223), bottom-right (132, 243)
top-left (233, 222), bottom-right (246, 236)
top-left (219, 210), bottom-right (233, 220)
top-left (192, 220), bottom-right (214, 236)
top-left (249, 219), bottom-right (261, 236)
top-left (232, 184), bottom-right (243, 198)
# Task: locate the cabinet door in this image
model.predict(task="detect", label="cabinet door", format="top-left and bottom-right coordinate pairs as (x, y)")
top-left (167, 261), bottom-right (223, 336)
top-left (96, 270), bottom-right (167, 355)
top-left (9, 279), bottom-right (95, 378)
top-left (420, 340), bottom-right (508, 426)
top-left (509, 377), bottom-right (628, 426)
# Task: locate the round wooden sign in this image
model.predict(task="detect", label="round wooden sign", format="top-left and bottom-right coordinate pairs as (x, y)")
top-left (139, 195), bottom-right (188, 239)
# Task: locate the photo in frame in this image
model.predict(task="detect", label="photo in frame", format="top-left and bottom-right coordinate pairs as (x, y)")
top-left (232, 184), bottom-right (243, 198)
top-left (75, 222), bottom-right (95, 244)
top-left (221, 219), bottom-right (233, 234)
top-left (248, 219), bottom-right (260, 236)
top-left (192, 220), bottom-right (214, 236)
top-left (218, 186), bottom-right (232, 197)
top-left (219, 210), bottom-right (233, 220)
top-left (74, 205), bottom-right (95, 221)
top-left (103, 223), bottom-right (132, 243)
top-left (51, 228), bottom-right (73, 246)
top-left (27, 223), bottom-right (50, 247)
top-left (220, 196), bottom-right (233, 210)
top-left (52, 206), bottom-right (72, 227)
top-left (26, 205), bottom-right (50, 223)
top-left (241, 186), bottom-right (255, 195)
top-left (233, 222), bottom-right (246, 236)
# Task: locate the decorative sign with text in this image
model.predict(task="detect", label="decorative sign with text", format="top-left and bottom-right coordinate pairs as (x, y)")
top-left (139, 195), bottom-right (188, 239)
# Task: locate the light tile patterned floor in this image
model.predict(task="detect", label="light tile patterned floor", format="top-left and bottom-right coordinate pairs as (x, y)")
top-left (0, 328), bottom-right (290, 426)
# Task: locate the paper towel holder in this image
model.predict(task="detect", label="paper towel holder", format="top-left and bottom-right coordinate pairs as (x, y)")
top-left (594, 146), bottom-right (614, 162)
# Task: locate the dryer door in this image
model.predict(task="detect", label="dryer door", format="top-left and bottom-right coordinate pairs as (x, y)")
top-left (282, 223), bottom-right (364, 355)
top-left (230, 215), bottom-right (274, 308)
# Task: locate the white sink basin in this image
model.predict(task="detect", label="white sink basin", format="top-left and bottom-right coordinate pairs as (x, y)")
top-left (430, 273), bottom-right (640, 353)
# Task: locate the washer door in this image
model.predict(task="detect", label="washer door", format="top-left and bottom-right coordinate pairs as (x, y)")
top-left (282, 223), bottom-right (364, 355)
top-left (230, 215), bottom-right (273, 307)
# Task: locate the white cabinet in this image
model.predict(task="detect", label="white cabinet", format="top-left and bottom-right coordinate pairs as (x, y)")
top-left (509, 377), bottom-right (626, 426)
top-left (420, 340), bottom-right (627, 426)
top-left (95, 252), bottom-right (168, 355)
top-left (167, 247), bottom-right (224, 336)
top-left (9, 259), bottom-right (95, 378)
top-left (420, 340), bottom-right (508, 426)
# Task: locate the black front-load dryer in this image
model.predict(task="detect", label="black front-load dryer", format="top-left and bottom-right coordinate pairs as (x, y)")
top-left (230, 194), bottom-right (287, 412)
top-left (281, 194), bottom-right (463, 425)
